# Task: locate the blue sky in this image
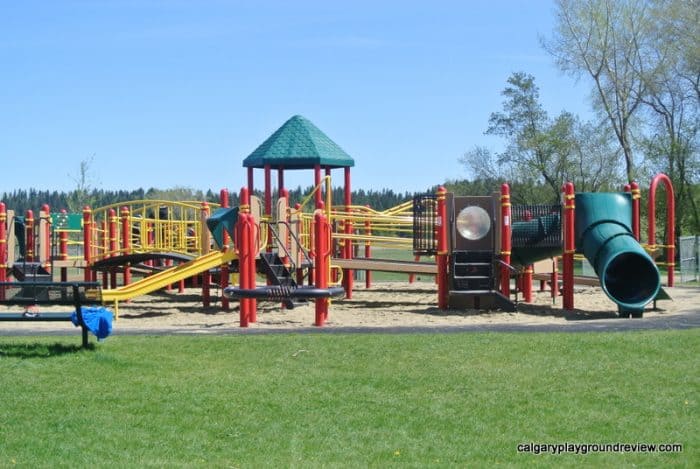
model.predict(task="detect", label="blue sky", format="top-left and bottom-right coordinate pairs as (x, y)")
top-left (1, 0), bottom-right (593, 196)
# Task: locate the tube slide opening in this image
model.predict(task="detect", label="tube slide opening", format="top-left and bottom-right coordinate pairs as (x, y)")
top-left (602, 252), bottom-right (660, 307)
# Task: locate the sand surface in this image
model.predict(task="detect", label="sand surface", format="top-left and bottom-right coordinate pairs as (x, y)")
top-left (1, 282), bottom-right (697, 333)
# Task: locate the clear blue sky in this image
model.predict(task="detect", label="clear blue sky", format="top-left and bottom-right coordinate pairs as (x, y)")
top-left (1, 0), bottom-right (592, 196)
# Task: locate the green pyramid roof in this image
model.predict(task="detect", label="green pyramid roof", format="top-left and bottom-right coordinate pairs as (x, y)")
top-left (243, 115), bottom-right (355, 169)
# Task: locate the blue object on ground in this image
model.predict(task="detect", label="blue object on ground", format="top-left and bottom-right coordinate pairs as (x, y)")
top-left (71, 307), bottom-right (114, 341)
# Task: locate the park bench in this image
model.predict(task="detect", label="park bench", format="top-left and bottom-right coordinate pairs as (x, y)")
top-left (0, 281), bottom-right (106, 347)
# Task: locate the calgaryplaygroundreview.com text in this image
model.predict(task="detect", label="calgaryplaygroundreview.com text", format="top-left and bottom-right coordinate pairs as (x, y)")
top-left (517, 442), bottom-right (683, 455)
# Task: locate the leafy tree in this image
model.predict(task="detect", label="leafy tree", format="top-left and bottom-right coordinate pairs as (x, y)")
top-left (461, 72), bottom-right (621, 203)
top-left (543, 0), bottom-right (650, 183)
top-left (638, 0), bottom-right (700, 235)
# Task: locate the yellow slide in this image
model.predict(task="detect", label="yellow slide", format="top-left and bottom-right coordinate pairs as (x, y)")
top-left (102, 250), bottom-right (237, 309)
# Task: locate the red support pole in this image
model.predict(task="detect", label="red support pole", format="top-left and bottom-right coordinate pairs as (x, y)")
top-left (278, 167), bottom-right (285, 197)
top-left (264, 164), bottom-right (272, 253)
top-left (314, 210), bottom-right (330, 326)
top-left (364, 213), bottom-right (372, 289)
top-left (343, 167), bottom-right (353, 298)
top-left (108, 208), bottom-right (118, 289)
top-left (500, 184), bottom-right (512, 297)
top-left (521, 210), bottom-right (533, 303)
top-left (237, 211), bottom-right (250, 327)
top-left (551, 257), bottom-right (559, 300)
top-left (314, 164), bottom-right (322, 208)
top-left (631, 181), bottom-right (641, 241)
top-left (0, 202), bottom-right (7, 300)
top-left (436, 187), bottom-right (449, 309)
top-left (239, 187), bottom-right (257, 322)
top-left (201, 202), bottom-right (211, 307)
top-left (59, 209), bottom-right (69, 282)
top-left (649, 174), bottom-right (675, 286)
top-left (247, 167), bottom-right (254, 197)
top-left (25, 210), bottom-right (35, 262)
top-left (247, 212), bottom-right (258, 323)
top-left (41, 204), bottom-right (51, 272)
top-left (101, 219), bottom-right (108, 288)
top-left (220, 189), bottom-right (230, 311)
top-left (562, 183), bottom-right (576, 310)
top-left (83, 206), bottom-right (93, 282)
top-left (264, 165), bottom-right (272, 215)
top-left (120, 206), bottom-right (132, 286)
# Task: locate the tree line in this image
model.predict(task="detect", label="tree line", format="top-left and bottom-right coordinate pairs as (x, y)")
top-left (0, 186), bottom-right (432, 215)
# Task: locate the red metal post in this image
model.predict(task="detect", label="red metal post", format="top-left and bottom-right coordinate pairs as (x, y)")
top-left (314, 164), bottom-right (322, 208)
top-left (436, 186), bottom-right (449, 309)
top-left (521, 210), bottom-right (533, 303)
top-left (278, 167), bottom-right (285, 196)
top-left (631, 181), bottom-right (641, 240)
top-left (58, 209), bottom-right (69, 282)
top-left (101, 219), bottom-right (108, 288)
top-left (500, 184), bottom-right (512, 297)
top-left (25, 210), bottom-right (34, 262)
top-left (649, 174), bottom-right (675, 286)
top-left (247, 167), bottom-right (254, 198)
top-left (220, 189), bottom-right (230, 311)
top-left (240, 187), bottom-right (257, 322)
top-left (120, 206), bottom-right (132, 286)
top-left (314, 210), bottom-right (330, 326)
top-left (264, 164), bottom-right (272, 253)
top-left (40, 204), bottom-right (51, 272)
top-left (364, 212), bottom-right (372, 289)
top-left (108, 208), bottom-right (118, 289)
top-left (237, 211), bottom-right (250, 327)
top-left (562, 183), bottom-right (575, 310)
top-left (201, 202), bottom-right (211, 307)
top-left (343, 167), bottom-right (353, 298)
top-left (264, 164), bottom-right (272, 217)
top-left (0, 202), bottom-right (6, 299)
top-left (247, 212), bottom-right (258, 323)
top-left (551, 257), bottom-right (559, 300)
top-left (83, 206), bottom-right (93, 282)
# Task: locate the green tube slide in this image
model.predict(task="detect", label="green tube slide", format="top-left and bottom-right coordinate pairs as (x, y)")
top-left (575, 193), bottom-right (660, 315)
top-left (206, 207), bottom-right (239, 249)
top-left (510, 214), bottom-right (562, 266)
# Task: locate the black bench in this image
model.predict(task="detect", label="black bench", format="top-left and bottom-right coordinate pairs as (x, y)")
top-left (0, 282), bottom-right (103, 347)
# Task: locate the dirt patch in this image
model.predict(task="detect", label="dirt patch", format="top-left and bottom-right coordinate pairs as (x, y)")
top-left (3, 282), bottom-right (696, 333)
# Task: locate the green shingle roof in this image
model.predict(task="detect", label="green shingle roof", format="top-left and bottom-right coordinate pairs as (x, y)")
top-left (243, 115), bottom-right (355, 169)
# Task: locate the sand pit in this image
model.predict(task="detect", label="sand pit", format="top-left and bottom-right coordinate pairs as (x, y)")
top-left (2, 282), bottom-right (696, 335)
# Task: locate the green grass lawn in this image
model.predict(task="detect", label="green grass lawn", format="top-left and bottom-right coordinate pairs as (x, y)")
top-left (0, 331), bottom-right (697, 467)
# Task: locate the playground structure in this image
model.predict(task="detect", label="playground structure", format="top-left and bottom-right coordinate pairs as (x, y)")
top-left (0, 116), bottom-right (679, 328)
top-left (426, 173), bottom-right (674, 317)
